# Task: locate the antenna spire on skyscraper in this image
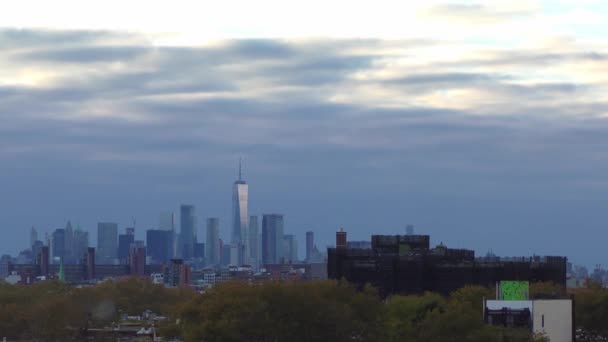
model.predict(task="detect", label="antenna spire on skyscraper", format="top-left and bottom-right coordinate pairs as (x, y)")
top-left (239, 157), bottom-right (242, 181)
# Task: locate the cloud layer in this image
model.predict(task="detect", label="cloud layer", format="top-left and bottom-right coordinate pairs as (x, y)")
top-left (1, 23), bottom-right (607, 267)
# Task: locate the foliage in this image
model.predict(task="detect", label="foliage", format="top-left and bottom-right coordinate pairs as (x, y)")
top-left (529, 281), bottom-right (566, 299)
top-left (384, 286), bottom-right (543, 342)
top-left (573, 282), bottom-right (608, 337)
top-left (0, 279), bottom-right (571, 341)
top-left (0, 278), bottom-right (196, 340)
top-left (178, 280), bottom-right (386, 342)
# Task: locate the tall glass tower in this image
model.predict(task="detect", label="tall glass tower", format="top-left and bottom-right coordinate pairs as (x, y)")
top-left (231, 159), bottom-right (249, 265)
top-left (180, 205), bottom-right (196, 260)
top-left (206, 218), bottom-right (220, 266)
top-left (97, 222), bottom-right (118, 264)
top-left (262, 214), bottom-right (284, 265)
top-left (248, 216), bottom-right (259, 270)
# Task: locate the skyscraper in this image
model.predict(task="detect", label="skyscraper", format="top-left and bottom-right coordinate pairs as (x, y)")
top-left (72, 225), bottom-right (89, 263)
top-left (64, 221), bottom-right (74, 263)
top-left (180, 205), bottom-right (196, 259)
top-left (248, 216), bottom-right (259, 269)
top-left (159, 211), bottom-right (176, 258)
top-left (159, 212), bottom-right (175, 231)
top-left (51, 228), bottom-right (66, 263)
top-left (97, 222), bottom-right (118, 264)
top-left (193, 242), bottom-right (205, 259)
top-left (231, 159), bottom-right (249, 265)
top-left (206, 218), bottom-right (220, 266)
top-left (282, 234), bottom-right (298, 263)
top-left (30, 226), bottom-right (38, 250)
top-left (406, 224), bottom-right (414, 236)
top-left (146, 229), bottom-right (172, 264)
top-left (306, 231), bottom-right (314, 262)
top-left (262, 214), bottom-right (284, 265)
top-left (118, 228), bottom-right (135, 264)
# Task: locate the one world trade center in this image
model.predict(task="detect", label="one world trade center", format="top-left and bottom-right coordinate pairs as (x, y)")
top-left (231, 159), bottom-right (249, 265)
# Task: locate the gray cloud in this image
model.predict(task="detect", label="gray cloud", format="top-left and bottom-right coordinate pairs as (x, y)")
top-left (1, 29), bottom-right (608, 267)
top-left (19, 46), bottom-right (150, 63)
top-left (386, 72), bottom-right (507, 84)
top-left (0, 28), bottom-right (122, 47)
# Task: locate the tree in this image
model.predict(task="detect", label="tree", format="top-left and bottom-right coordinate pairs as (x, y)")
top-left (529, 281), bottom-right (566, 299)
top-left (176, 280), bottom-right (386, 342)
top-left (574, 283), bottom-right (608, 338)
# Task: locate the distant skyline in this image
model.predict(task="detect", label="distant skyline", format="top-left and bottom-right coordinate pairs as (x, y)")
top-left (1, 1), bottom-right (608, 267)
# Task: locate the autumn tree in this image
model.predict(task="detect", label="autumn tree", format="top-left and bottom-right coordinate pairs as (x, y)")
top-left (176, 280), bottom-right (386, 342)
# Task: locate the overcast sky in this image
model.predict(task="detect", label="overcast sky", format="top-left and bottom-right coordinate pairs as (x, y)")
top-left (1, 1), bottom-right (608, 267)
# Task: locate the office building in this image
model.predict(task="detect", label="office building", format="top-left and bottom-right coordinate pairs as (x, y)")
top-left (159, 212), bottom-right (175, 231)
top-left (30, 227), bottom-right (38, 250)
top-left (129, 245), bottom-right (146, 276)
top-left (282, 234), bottom-right (298, 263)
top-left (306, 231), bottom-right (314, 262)
top-left (194, 242), bottom-right (205, 259)
top-left (262, 214), bottom-right (284, 265)
top-left (146, 229), bottom-right (172, 264)
top-left (206, 218), bottom-right (220, 266)
top-left (328, 231), bottom-right (567, 297)
top-left (97, 222), bottom-right (118, 264)
top-left (159, 211), bottom-right (176, 258)
top-left (72, 226), bottom-right (89, 263)
top-left (220, 239), bottom-right (231, 266)
top-left (118, 229), bottom-right (135, 264)
top-left (347, 241), bottom-right (372, 249)
top-left (248, 216), bottom-right (259, 269)
top-left (39, 246), bottom-right (49, 277)
top-left (31, 241), bottom-right (44, 266)
top-left (64, 221), bottom-right (75, 263)
top-left (180, 205), bottom-right (196, 259)
top-left (51, 228), bottom-right (66, 263)
top-left (229, 245), bottom-right (240, 266)
top-left (164, 259), bottom-right (191, 287)
top-left (231, 160), bottom-right (249, 265)
top-left (406, 224), bottom-right (414, 235)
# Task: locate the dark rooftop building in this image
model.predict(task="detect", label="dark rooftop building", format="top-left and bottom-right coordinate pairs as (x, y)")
top-left (327, 231), bottom-right (567, 297)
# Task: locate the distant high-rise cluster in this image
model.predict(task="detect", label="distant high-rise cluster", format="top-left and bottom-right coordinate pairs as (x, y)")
top-left (2, 160), bottom-right (320, 285)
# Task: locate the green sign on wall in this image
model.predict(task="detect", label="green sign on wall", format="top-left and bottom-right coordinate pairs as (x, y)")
top-left (500, 281), bottom-right (529, 300)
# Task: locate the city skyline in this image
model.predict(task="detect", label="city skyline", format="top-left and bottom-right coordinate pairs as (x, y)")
top-left (2, 2), bottom-right (608, 268)
top-left (1, 157), bottom-right (604, 268)
top-left (8, 161), bottom-right (312, 266)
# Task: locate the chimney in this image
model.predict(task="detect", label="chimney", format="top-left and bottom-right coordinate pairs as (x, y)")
top-left (336, 228), bottom-right (347, 249)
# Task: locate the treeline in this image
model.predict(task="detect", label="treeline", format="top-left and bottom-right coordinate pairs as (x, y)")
top-left (164, 281), bottom-right (542, 342)
top-left (0, 278), bottom-right (606, 341)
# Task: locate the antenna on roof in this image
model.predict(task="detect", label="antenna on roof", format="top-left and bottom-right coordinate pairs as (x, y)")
top-left (238, 157), bottom-right (242, 181)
